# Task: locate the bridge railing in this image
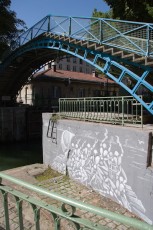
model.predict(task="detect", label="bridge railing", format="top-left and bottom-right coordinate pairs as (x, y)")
top-left (10, 15), bottom-right (153, 58)
top-left (59, 96), bottom-right (143, 127)
top-left (0, 172), bottom-right (153, 230)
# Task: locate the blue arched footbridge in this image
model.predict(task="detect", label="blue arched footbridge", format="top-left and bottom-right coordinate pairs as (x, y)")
top-left (0, 15), bottom-right (153, 114)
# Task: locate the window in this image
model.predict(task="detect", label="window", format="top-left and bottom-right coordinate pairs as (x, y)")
top-left (73, 57), bottom-right (76, 63)
top-left (113, 91), bottom-right (117, 96)
top-left (78, 88), bottom-right (85, 97)
top-left (25, 87), bottom-right (28, 104)
top-left (32, 86), bottom-right (35, 104)
top-left (93, 90), bottom-right (101, 97)
top-left (52, 86), bottom-right (61, 98)
top-left (73, 66), bottom-right (76, 72)
top-left (79, 59), bottom-right (83, 65)
top-left (80, 67), bottom-right (83, 72)
top-left (48, 62), bottom-right (51, 69)
top-left (59, 63), bottom-right (62, 70)
top-left (67, 57), bottom-right (70, 62)
top-left (66, 65), bottom-right (70, 71)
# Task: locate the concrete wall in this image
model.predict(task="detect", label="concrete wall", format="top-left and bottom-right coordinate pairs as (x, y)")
top-left (0, 107), bottom-right (26, 142)
top-left (0, 107), bottom-right (43, 142)
top-left (42, 113), bottom-right (153, 225)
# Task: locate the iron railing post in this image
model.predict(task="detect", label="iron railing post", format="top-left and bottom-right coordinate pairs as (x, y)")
top-left (100, 19), bottom-right (103, 43)
top-left (59, 98), bottom-right (61, 115)
top-left (18, 37), bottom-right (21, 47)
top-left (84, 98), bottom-right (86, 120)
top-left (48, 15), bottom-right (51, 32)
top-left (141, 95), bottom-right (143, 128)
top-left (2, 191), bottom-right (10, 230)
top-left (122, 96), bottom-right (124, 126)
top-left (31, 204), bottom-right (40, 230)
top-left (15, 197), bottom-right (24, 229)
top-left (146, 24), bottom-right (150, 57)
top-left (69, 17), bottom-right (72, 36)
top-left (31, 29), bottom-right (33, 40)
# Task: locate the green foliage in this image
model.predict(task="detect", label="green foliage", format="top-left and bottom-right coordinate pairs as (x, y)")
top-left (0, 0), bottom-right (27, 59)
top-left (92, 8), bottom-right (112, 19)
top-left (35, 166), bottom-right (62, 181)
top-left (103, 0), bottom-right (153, 22)
top-left (51, 113), bottom-right (60, 122)
top-left (89, 9), bottom-right (112, 41)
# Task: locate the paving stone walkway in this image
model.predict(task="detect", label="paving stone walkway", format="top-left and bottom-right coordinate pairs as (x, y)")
top-left (0, 164), bottom-right (145, 229)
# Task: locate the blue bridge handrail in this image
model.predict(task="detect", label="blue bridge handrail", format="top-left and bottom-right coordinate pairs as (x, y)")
top-left (9, 15), bottom-right (153, 58)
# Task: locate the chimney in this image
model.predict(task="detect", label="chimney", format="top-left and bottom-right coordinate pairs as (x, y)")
top-left (92, 70), bottom-right (98, 77)
top-left (51, 61), bottom-right (56, 72)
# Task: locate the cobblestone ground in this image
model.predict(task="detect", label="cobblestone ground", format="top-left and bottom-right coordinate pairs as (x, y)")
top-left (0, 165), bottom-right (145, 230)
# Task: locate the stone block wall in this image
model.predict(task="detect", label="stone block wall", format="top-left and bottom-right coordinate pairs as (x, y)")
top-left (42, 113), bottom-right (153, 225)
top-left (0, 107), bottom-right (26, 142)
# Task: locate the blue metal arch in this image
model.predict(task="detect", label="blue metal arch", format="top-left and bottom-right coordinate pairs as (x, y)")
top-left (9, 37), bottom-right (152, 115)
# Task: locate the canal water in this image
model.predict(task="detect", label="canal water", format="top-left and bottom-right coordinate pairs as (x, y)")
top-left (0, 141), bottom-right (43, 171)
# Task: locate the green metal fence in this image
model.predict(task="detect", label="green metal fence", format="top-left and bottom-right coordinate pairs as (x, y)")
top-left (59, 96), bottom-right (143, 127)
top-left (0, 172), bottom-right (153, 230)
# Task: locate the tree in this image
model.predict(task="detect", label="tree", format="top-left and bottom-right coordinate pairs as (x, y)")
top-left (0, 0), bottom-right (27, 60)
top-left (103, 0), bottom-right (153, 22)
top-left (92, 8), bottom-right (112, 19)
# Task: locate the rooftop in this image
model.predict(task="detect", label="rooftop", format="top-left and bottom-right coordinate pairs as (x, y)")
top-left (32, 68), bottom-right (116, 84)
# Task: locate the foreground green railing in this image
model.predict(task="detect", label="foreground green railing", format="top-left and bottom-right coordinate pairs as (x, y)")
top-left (0, 172), bottom-right (152, 230)
top-left (59, 96), bottom-right (143, 127)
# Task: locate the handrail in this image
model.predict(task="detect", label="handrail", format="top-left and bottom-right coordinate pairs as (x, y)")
top-left (3, 15), bottom-right (153, 59)
top-left (0, 172), bottom-right (153, 229)
top-left (59, 96), bottom-right (143, 127)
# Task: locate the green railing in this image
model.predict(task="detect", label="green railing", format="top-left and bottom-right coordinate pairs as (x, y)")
top-left (59, 96), bottom-right (143, 127)
top-left (0, 172), bottom-right (153, 230)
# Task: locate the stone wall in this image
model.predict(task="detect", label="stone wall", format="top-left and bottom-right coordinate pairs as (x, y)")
top-left (42, 113), bottom-right (153, 225)
top-left (0, 107), bottom-right (26, 142)
top-left (0, 107), bottom-right (43, 142)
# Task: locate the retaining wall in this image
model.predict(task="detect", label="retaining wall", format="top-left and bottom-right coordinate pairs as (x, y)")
top-left (0, 107), bottom-right (44, 142)
top-left (42, 113), bottom-right (153, 225)
top-left (0, 107), bottom-right (26, 142)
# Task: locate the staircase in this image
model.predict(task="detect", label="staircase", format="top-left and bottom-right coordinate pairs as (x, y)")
top-left (45, 32), bottom-right (153, 66)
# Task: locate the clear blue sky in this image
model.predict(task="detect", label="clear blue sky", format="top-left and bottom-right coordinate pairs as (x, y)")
top-left (10, 0), bottom-right (110, 29)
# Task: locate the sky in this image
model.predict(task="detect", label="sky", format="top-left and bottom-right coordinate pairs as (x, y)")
top-left (10, 0), bottom-right (110, 29)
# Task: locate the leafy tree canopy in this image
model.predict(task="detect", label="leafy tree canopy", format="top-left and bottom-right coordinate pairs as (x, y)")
top-left (92, 8), bottom-right (112, 19)
top-left (0, 0), bottom-right (27, 59)
top-left (103, 0), bottom-right (153, 22)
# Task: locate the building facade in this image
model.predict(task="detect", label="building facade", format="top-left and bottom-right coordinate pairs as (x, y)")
top-left (17, 65), bottom-right (119, 111)
top-left (45, 55), bottom-right (94, 74)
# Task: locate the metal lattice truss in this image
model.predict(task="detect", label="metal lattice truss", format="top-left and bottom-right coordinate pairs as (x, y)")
top-left (12, 15), bottom-right (153, 57)
top-left (1, 15), bottom-right (153, 114)
top-left (12, 38), bottom-right (152, 114)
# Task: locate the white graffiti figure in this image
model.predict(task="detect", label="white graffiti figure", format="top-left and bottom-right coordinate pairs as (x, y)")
top-left (52, 130), bottom-right (74, 173)
top-left (52, 128), bottom-right (152, 224)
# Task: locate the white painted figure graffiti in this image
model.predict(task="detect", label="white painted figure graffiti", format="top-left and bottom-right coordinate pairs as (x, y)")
top-left (52, 128), bottom-right (152, 224)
